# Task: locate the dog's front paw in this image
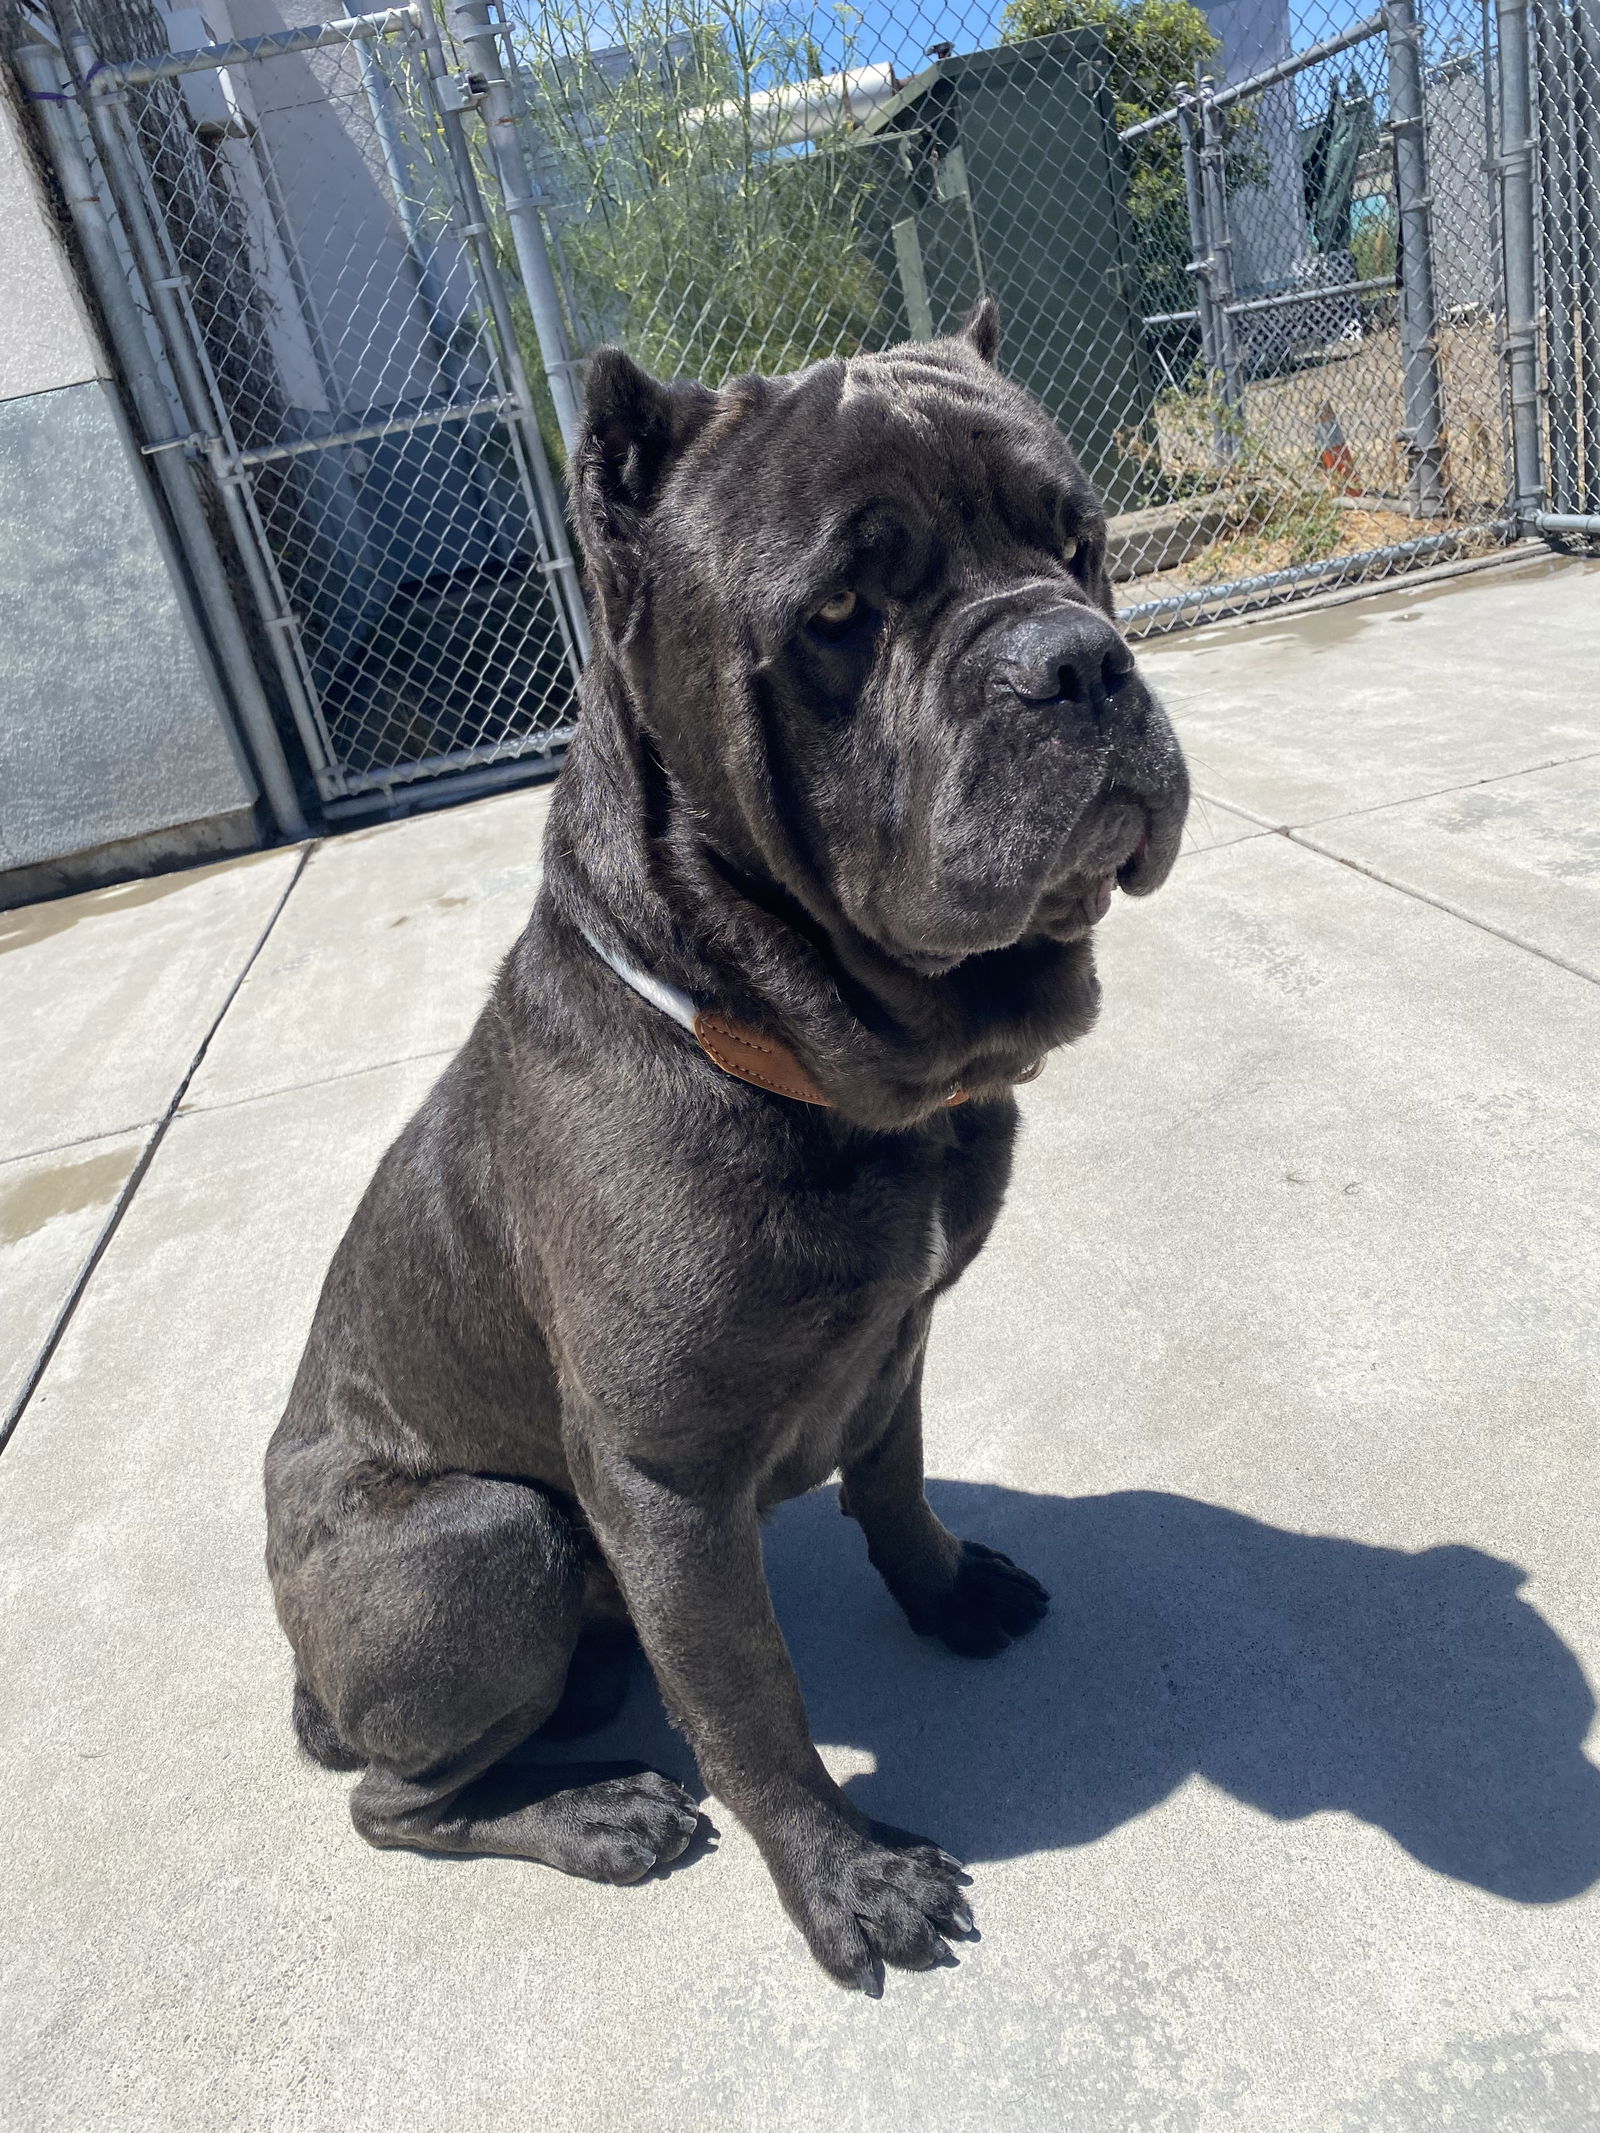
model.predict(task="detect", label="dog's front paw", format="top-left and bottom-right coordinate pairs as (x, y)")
top-left (780, 1828), bottom-right (975, 1994)
top-left (904, 1540), bottom-right (1050, 1657)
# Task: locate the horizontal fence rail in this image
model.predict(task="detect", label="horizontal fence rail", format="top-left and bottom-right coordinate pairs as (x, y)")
top-left (83, 6), bottom-right (422, 88)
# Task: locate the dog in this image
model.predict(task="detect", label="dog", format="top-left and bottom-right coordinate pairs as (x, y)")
top-left (264, 300), bottom-right (1189, 1993)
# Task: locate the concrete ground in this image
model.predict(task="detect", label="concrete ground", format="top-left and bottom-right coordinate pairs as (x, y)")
top-left (1, 551), bottom-right (1597, 2132)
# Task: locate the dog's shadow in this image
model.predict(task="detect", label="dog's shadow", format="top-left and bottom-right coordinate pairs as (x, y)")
top-left (541, 1483), bottom-right (1600, 1904)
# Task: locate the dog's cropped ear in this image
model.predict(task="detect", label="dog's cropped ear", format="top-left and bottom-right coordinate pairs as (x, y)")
top-left (959, 296), bottom-right (1001, 365)
top-left (573, 348), bottom-right (717, 629)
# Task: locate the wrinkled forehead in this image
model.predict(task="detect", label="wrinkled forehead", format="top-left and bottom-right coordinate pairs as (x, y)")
top-left (669, 349), bottom-right (1097, 604)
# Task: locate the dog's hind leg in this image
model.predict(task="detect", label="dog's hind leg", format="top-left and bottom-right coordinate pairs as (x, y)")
top-left (841, 1349), bottom-right (1050, 1658)
top-left (273, 1465), bottom-right (698, 1881)
top-left (351, 1750), bottom-right (699, 1883)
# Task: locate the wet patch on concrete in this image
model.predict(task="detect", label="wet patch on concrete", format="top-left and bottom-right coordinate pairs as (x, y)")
top-left (0, 1144), bottom-right (138, 1247)
top-left (0, 850), bottom-right (283, 960)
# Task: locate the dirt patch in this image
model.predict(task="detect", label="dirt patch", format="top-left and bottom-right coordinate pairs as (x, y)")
top-left (1240, 315), bottom-right (1506, 513)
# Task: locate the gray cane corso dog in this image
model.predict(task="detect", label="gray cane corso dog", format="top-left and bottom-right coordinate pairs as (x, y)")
top-left (265, 301), bottom-right (1189, 1993)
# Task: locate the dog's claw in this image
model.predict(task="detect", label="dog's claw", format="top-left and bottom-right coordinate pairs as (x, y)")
top-left (855, 1957), bottom-right (885, 1998)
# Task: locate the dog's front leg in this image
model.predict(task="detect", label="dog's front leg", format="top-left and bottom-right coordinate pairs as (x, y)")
top-left (842, 1352), bottom-right (1050, 1658)
top-left (575, 1446), bottom-right (973, 1992)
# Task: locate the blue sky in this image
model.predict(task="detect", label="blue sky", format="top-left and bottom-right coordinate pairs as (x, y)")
top-left (525, 0), bottom-right (1386, 99)
top-left (792, 0), bottom-right (1377, 82)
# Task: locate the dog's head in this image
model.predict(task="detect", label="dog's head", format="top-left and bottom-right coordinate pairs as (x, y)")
top-left (572, 304), bottom-right (1188, 977)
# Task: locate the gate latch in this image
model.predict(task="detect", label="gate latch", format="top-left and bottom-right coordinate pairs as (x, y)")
top-left (437, 70), bottom-right (488, 113)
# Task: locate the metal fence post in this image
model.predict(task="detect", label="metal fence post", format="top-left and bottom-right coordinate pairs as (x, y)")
top-left (1196, 80), bottom-right (1247, 435)
top-left (442, 0), bottom-right (584, 459)
top-left (1572, 0), bottom-right (1600, 512)
top-left (1532, 0), bottom-right (1579, 509)
top-left (1386, 0), bottom-right (1448, 513)
top-left (1175, 89), bottom-right (1232, 465)
top-left (14, 41), bottom-right (308, 841)
top-left (1495, 0), bottom-right (1546, 521)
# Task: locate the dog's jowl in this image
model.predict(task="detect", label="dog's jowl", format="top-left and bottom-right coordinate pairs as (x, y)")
top-left (264, 302), bottom-right (1189, 1993)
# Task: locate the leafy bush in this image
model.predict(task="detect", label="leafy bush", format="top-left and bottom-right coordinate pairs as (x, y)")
top-left (506, 0), bottom-right (889, 390)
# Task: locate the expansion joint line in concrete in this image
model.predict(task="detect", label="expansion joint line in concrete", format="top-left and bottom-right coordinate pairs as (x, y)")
top-left (177, 1043), bottom-right (459, 1121)
top-left (0, 842), bottom-right (319, 1463)
top-left (1287, 747), bottom-right (1600, 831)
top-left (1196, 787), bottom-right (1598, 986)
top-left (1285, 830), bottom-right (1600, 986)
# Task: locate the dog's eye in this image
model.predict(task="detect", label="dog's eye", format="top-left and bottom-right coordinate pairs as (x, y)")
top-left (814, 589), bottom-right (858, 627)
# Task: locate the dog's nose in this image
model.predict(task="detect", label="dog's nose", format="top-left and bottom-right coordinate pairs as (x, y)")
top-left (1001, 608), bottom-right (1134, 716)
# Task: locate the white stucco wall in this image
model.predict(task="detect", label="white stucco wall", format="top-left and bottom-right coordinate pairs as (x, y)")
top-left (0, 87), bottom-right (106, 402)
top-left (0, 83), bottom-right (258, 883)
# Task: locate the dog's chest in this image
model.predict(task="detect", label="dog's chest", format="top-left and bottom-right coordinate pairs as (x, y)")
top-left (796, 1111), bottom-right (1008, 1306)
top-left (920, 1202), bottom-right (952, 1290)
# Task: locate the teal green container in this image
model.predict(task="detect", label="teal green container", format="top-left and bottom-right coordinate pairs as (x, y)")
top-left (847, 32), bottom-right (1158, 510)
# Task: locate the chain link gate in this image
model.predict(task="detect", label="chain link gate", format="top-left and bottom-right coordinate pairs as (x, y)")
top-left (20, 0), bottom-right (588, 816)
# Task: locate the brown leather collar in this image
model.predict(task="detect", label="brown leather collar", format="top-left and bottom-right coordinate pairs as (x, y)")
top-left (581, 924), bottom-right (1036, 1109)
top-left (692, 1010), bottom-right (969, 1108)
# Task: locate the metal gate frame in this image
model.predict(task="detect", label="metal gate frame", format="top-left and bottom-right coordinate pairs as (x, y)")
top-left (21, 1), bottom-right (589, 820)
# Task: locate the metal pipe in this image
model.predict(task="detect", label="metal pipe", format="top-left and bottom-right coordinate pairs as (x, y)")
top-left (1174, 89), bottom-right (1233, 466)
top-left (237, 394), bottom-right (515, 466)
top-left (327, 724), bottom-right (572, 799)
top-left (85, 6), bottom-right (419, 88)
top-left (1386, 0), bottom-right (1448, 514)
top-left (1196, 81), bottom-right (1246, 426)
top-left (1530, 510), bottom-right (1600, 531)
top-left (686, 60), bottom-right (901, 146)
top-left (1175, 94), bottom-right (1219, 372)
top-left (1224, 273), bottom-right (1398, 316)
top-left (443, 0), bottom-right (584, 458)
top-left (1121, 11), bottom-right (1386, 141)
top-left (1480, 0), bottom-right (1516, 516)
top-left (15, 40), bottom-right (308, 840)
top-left (1571, 0), bottom-right (1600, 511)
top-left (320, 749), bottom-right (565, 819)
top-left (1532, 0), bottom-right (1579, 510)
top-left (413, 0), bottom-right (590, 663)
top-left (1496, 0), bottom-right (1547, 520)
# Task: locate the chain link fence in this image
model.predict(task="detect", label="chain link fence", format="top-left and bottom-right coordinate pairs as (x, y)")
top-left (1530, 0), bottom-right (1600, 528)
top-left (10, 0), bottom-right (1596, 817)
top-left (500, 0), bottom-right (1528, 632)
